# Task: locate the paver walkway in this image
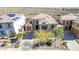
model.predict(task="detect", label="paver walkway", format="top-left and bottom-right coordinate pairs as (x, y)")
top-left (64, 40), bottom-right (79, 51)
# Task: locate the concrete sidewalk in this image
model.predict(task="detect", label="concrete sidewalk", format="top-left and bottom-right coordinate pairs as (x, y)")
top-left (64, 40), bottom-right (79, 51)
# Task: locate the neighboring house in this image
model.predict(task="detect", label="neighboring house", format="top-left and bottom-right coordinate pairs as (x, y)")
top-left (0, 13), bottom-right (25, 37)
top-left (71, 14), bottom-right (79, 36)
top-left (25, 13), bottom-right (58, 31)
top-left (59, 13), bottom-right (76, 30)
top-left (59, 13), bottom-right (79, 37)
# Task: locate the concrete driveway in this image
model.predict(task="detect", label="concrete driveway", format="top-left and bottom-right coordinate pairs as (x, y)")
top-left (23, 31), bottom-right (33, 39)
top-left (64, 31), bottom-right (77, 40)
top-left (64, 40), bottom-right (79, 51)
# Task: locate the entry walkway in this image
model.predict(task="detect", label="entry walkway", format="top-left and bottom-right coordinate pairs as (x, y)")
top-left (64, 40), bottom-right (79, 51)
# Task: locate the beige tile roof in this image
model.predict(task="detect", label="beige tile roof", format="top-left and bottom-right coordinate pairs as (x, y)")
top-left (0, 15), bottom-right (13, 23)
top-left (61, 13), bottom-right (76, 20)
top-left (0, 13), bottom-right (25, 24)
top-left (32, 13), bottom-right (48, 19)
top-left (32, 13), bottom-right (58, 24)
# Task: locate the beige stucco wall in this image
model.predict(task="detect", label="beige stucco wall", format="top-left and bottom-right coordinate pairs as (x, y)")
top-left (71, 27), bottom-right (79, 36)
top-left (71, 22), bottom-right (79, 36)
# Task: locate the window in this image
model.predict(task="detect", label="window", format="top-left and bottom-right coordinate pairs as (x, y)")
top-left (36, 20), bottom-right (39, 24)
top-left (7, 23), bottom-right (11, 28)
top-left (19, 29), bottom-right (22, 32)
top-left (29, 21), bottom-right (32, 24)
top-left (42, 25), bottom-right (47, 30)
top-left (27, 25), bottom-right (32, 31)
top-left (66, 21), bottom-right (69, 25)
top-left (42, 22), bottom-right (47, 30)
top-left (0, 31), bottom-right (5, 36)
top-left (51, 25), bottom-right (54, 29)
top-left (36, 25), bottom-right (39, 30)
top-left (0, 24), bottom-right (2, 29)
top-left (42, 22), bottom-right (46, 25)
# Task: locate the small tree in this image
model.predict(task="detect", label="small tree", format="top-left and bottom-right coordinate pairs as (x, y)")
top-left (34, 31), bottom-right (53, 43)
top-left (53, 27), bottom-right (64, 39)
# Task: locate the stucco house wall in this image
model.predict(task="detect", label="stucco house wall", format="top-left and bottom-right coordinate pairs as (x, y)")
top-left (71, 21), bottom-right (79, 36)
top-left (13, 15), bottom-right (25, 34)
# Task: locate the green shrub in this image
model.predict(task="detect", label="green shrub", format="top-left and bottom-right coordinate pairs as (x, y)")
top-left (16, 33), bottom-right (24, 39)
top-left (46, 41), bottom-right (52, 47)
top-left (53, 27), bottom-right (64, 39)
top-left (11, 32), bottom-right (16, 37)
